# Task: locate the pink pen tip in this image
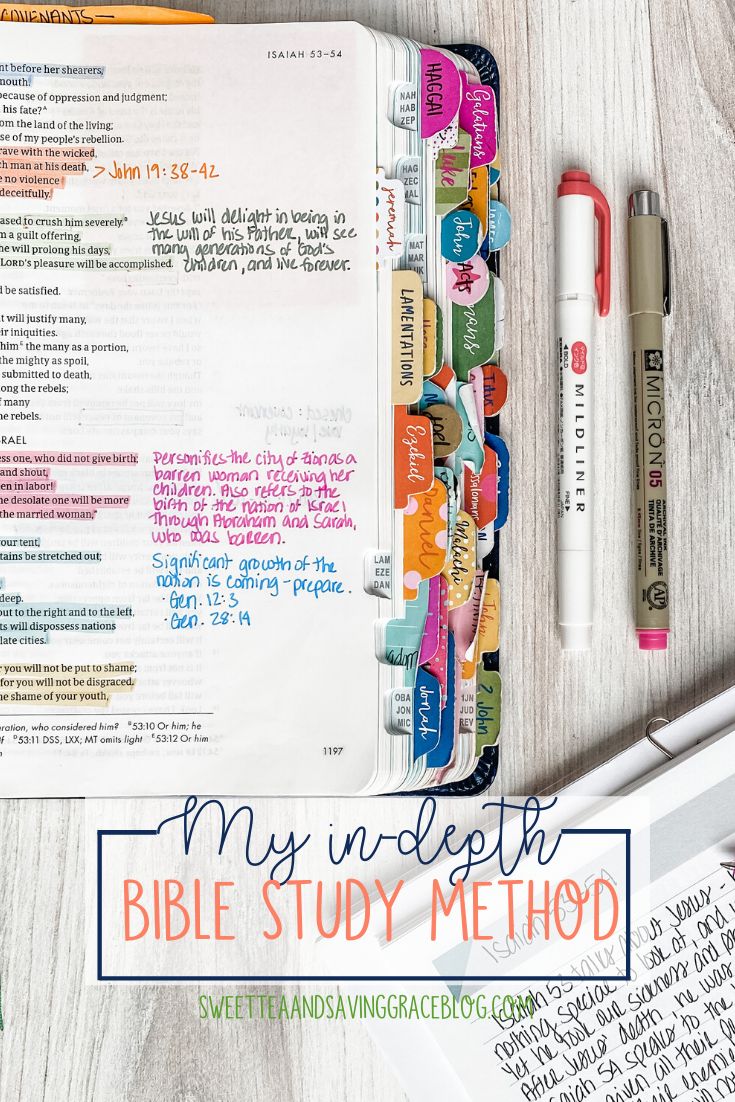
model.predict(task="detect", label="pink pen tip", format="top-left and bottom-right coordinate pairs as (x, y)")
top-left (638, 629), bottom-right (669, 651)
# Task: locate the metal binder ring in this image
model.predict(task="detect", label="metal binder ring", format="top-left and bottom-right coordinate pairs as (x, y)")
top-left (645, 716), bottom-right (674, 760)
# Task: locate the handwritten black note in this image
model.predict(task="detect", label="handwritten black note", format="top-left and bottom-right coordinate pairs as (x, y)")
top-left (483, 868), bottom-right (735, 1102)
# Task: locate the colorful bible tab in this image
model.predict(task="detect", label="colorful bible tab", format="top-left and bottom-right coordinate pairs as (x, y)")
top-left (427, 633), bottom-right (456, 769)
top-left (391, 81), bottom-right (419, 130)
top-left (403, 478), bottom-right (448, 601)
top-left (433, 466), bottom-right (458, 557)
top-left (463, 443), bottom-right (498, 531)
top-left (383, 580), bottom-right (430, 681)
top-left (385, 687), bottom-right (413, 736)
top-left (424, 575), bottom-right (450, 705)
top-left (391, 270), bottom-right (423, 404)
top-left (427, 118), bottom-right (460, 160)
top-left (442, 510), bottom-right (477, 610)
top-left (435, 129), bottom-right (472, 217)
top-left (419, 381), bottom-right (447, 410)
top-left (468, 366), bottom-right (486, 426)
top-left (404, 234), bottom-right (427, 283)
top-left (476, 668), bottom-right (501, 752)
top-left (456, 385), bottom-right (484, 473)
top-left (423, 403), bottom-right (462, 460)
top-left (461, 645), bottom-right (479, 684)
top-left (463, 167), bottom-right (489, 238)
top-left (449, 569), bottom-right (486, 680)
top-left (420, 49), bottom-right (462, 139)
top-left (458, 78), bottom-right (497, 168)
top-left (477, 577), bottom-right (500, 656)
top-left (422, 298), bottom-right (442, 378)
top-left (451, 280), bottom-right (495, 381)
top-left (478, 362), bottom-right (508, 417)
top-left (375, 169), bottom-right (405, 261)
top-left (363, 549), bottom-right (392, 598)
top-left (493, 274), bottom-right (506, 351)
top-left (447, 255), bottom-right (490, 307)
top-left (413, 667), bottom-right (442, 760)
top-left (393, 406), bottom-right (434, 509)
top-left (458, 673), bottom-right (477, 734)
top-left (395, 156), bottom-right (422, 206)
top-left (485, 432), bottom-right (510, 530)
top-left (477, 515), bottom-right (496, 559)
top-left (441, 209), bottom-right (481, 263)
top-left (432, 362), bottom-right (456, 394)
top-left (382, 622), bottom-right (422, 678)
top-left (487, 199), bottom-right (512, 251)
top-left (418, 574), bottom-right (443, 666)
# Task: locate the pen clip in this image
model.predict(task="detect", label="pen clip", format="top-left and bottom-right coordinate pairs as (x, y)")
top-left (557, 171), bottom-right (610, 316)
top-left (592, 188), bottom-right (611, 317)
top-left (661, 217), bottom-right (671, 317)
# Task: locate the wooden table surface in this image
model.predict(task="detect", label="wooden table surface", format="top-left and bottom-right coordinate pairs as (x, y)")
top-left (0, 0), bottom-right (733, 1099)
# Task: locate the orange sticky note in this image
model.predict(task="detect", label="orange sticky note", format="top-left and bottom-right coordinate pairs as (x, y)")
top-left (0, 5), bottom-right (214, 23)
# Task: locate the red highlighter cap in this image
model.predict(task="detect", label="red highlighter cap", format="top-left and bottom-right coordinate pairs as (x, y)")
top-left (557, 170), bottom-right (611, 317)
top-left (638, 629), bottom-right (669, 651)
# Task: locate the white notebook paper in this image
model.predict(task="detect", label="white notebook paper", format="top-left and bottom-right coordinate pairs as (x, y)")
top-left (369, 705), bottom-right (735, 1101)
top-left (0, 24), bottom-right (508, 794)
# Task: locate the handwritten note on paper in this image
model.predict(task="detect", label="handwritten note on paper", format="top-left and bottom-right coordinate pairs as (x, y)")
top-left (150, 448), bottom-right (359, 546)
top-left (479, 866), bottom-right (735, 1102)
top-left (145, 206), bottom-right (358, 275)
top-left (0, 23), bottom-right (383, 796)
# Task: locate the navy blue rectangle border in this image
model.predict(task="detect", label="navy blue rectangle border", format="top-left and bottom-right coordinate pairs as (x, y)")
top-left (96, 826), bottom-right (632, 982)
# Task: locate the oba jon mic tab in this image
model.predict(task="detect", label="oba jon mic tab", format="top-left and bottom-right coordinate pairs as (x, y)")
top-left (555, 171), bottom-right (611, 652)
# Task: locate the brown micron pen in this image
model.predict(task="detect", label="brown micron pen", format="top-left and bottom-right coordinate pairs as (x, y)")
top-left (627, 190), bottom-right (671, 650)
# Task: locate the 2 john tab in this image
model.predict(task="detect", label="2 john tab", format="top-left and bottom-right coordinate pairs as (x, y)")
top-left (556, 172), bottom-right (671, 652)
